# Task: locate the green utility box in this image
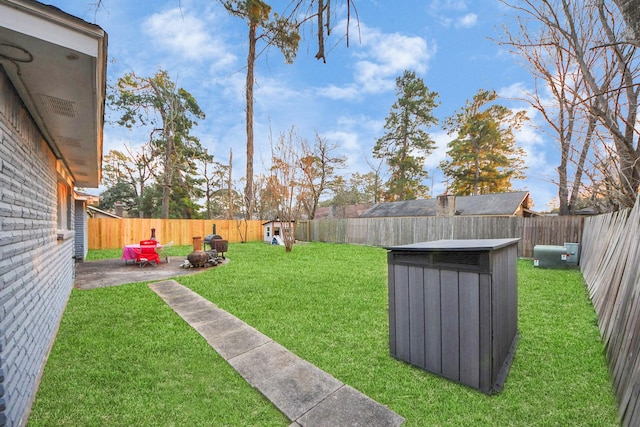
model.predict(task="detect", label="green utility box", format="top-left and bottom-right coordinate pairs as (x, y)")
top-left (533, 245), bottom-right (569, 268)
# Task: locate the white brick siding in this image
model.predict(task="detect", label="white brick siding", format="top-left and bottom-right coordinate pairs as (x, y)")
top-left (0, 66), bottom-right (76, 426)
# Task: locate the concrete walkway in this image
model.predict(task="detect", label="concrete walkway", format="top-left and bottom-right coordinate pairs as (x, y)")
top-left (149, 280), bottom-right (404, 427)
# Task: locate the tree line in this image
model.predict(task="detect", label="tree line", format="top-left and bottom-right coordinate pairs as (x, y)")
top-left (101, 67), bottom-right (525, 220)
top-left (96, 0), bottom-right (640, 221)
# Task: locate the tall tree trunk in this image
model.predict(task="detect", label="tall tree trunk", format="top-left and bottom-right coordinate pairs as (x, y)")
top-left (149, 78), bottom-right (174, 219)
top-left (203, 160), bottom-right (211, 219)
top-left (569, 116), bottom-right (596, 213)
top-left (161, 131), bottom-right (173, 219)
top-left (558, 105), bottom-right (574, 216)
top-left (228, 148), bottom-right (233, 219)
top-left (139, 183), bottom-right (145, 218)
top-left (244, 23), bottom-right (257, 220)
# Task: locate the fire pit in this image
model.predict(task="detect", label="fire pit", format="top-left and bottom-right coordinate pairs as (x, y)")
top-left (187, 236), bottom-right (208, 267)
top-left (204, 224), bottom-right (228, 258)
top-left (181, 225), bottom-right (229, 268)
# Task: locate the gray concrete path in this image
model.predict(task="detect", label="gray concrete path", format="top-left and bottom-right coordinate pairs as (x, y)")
top-left (149, 280), bottom-right (404, 427)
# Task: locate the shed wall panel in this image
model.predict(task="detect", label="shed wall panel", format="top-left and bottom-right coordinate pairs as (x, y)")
top-left (388, 262), bottom-right (396, 356)
top-left (408, 266), bottom-right (425, 367)
top-left (440, 270), bottom-right (460, 381)
top-left (393, 265), bottom-right (410, 362)
top-left (478, 273), bottom-right (492, 392)
top-left (424, 268), bottom-right (442, 373)
top-left (459, 272), bottom-right (480, 389)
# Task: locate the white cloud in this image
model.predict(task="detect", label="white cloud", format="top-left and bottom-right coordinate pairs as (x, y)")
top-left (316, 115), bottom-right (385, 172)
top-left (355, 24), bottom-right (435, 93)
top-left (428, 0), bottom-right (479, 29)
top-left (316, 84), bottom-right (362, 101)
top-left (317, 21), bottom-right (436, 98)
top-left (143, 7), bottom-right (236, 69)
top-left (323, 130), bottom-right (361, 152)
top-left (429, 0), bottom-right (469, 12)
top-left (254, 75), bottom-right (304, 105)
top-left (456, 13), bottom-right (478, 28)
top-left (497, 82), bottom-right (527, 100)
top-left (336, 114), bottom-right (384, 134)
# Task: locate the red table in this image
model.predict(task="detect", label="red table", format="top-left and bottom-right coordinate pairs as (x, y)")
top-left (122, 243), bottom-right (163, 262)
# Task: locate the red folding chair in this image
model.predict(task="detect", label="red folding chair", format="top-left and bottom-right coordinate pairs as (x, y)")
top-left (134, 240), bottom-right (161, 267)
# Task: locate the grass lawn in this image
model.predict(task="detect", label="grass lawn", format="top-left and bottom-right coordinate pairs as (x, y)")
top-left (29, 242), bottom-right (619, 426)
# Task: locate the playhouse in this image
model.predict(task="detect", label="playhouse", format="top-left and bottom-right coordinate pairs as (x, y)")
top-left (263, 220), bottom-right (295, 245)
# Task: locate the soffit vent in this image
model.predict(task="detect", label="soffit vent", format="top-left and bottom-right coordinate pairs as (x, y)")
top-left (40, 94), bottom-right (76, 118)
top-left (68, 158), bottom-right (88, 166)
top-left (57, 137), bottom-right (83, 148)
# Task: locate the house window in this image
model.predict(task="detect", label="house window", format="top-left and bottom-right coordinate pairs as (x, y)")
top-left (57, 181), bottom-right (71, 230)
top-left (266, 226), bottom-right (271, 237)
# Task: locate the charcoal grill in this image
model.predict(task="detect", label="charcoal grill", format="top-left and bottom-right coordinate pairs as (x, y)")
top-left (204, 224), bottom-right (228, 258)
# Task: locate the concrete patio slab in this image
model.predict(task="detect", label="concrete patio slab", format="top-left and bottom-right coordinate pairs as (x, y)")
top-left (74, 257), bottom-right (227, 290)
top-left (296, 385), bottom-right (406, 427)
top-left (249, 358), bottom-right (343, 420)
top-left (228, 341), bottom-right (300, 383)
top-left (209, 325), bottom-right (272, 359)
top-left (192, 314), bottom-right (247, 343)
top-left (148, 280), bottom-right (404, 426)
top-left (178, 307), bottom-right (227, 324)
top-left (164, 294), bottom-right (214, 309)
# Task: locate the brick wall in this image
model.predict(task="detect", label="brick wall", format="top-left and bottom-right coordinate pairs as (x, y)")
top-left (0, 67), bottom-right (76, 426)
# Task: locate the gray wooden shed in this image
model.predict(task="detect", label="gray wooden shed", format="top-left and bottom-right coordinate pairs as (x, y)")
top-left (386, 238), bottom-right (519, 394)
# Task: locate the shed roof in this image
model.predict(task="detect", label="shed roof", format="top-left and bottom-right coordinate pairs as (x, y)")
top-left (262, 220), bottom-right (295, 225)
top-left (87, 205), bottom-right (121, 219)
top-left (360, 191), bottom-right (533, 218)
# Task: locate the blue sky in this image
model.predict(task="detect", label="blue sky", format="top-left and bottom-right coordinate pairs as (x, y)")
top-left (49, 0), bottom-right (559, 211)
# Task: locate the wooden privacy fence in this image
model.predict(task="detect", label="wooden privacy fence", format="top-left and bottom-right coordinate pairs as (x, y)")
top-left (295, 216), bottom-right (584, 258)
top-left (581, 197), bottom-right (640, 427)
top-left (88, 218), bottom-right (264, 250)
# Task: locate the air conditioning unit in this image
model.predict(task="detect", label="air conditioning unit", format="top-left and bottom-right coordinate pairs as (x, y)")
top-left (533, 245), bottom-right (569, 268)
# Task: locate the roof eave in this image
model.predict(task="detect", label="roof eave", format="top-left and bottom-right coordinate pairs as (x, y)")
top-left (0, 0), bottom-right (108, 188)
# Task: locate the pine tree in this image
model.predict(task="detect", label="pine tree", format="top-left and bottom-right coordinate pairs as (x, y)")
top-left (110, 70), bottom-right (206, 218)
top-left (373, 70), bottom-right (439, 201)
top-left (441, 89), bottom-right (527, 196)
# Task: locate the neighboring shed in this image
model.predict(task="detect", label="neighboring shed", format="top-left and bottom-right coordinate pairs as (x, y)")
top-left (360, 191), bottom-right (538, 218)
top-left (0, 1), bottom-right (107, 425)
top-left (263, 220), bottom-right (294, 245)
top-left (87, 205), bottom-right (122, 219)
